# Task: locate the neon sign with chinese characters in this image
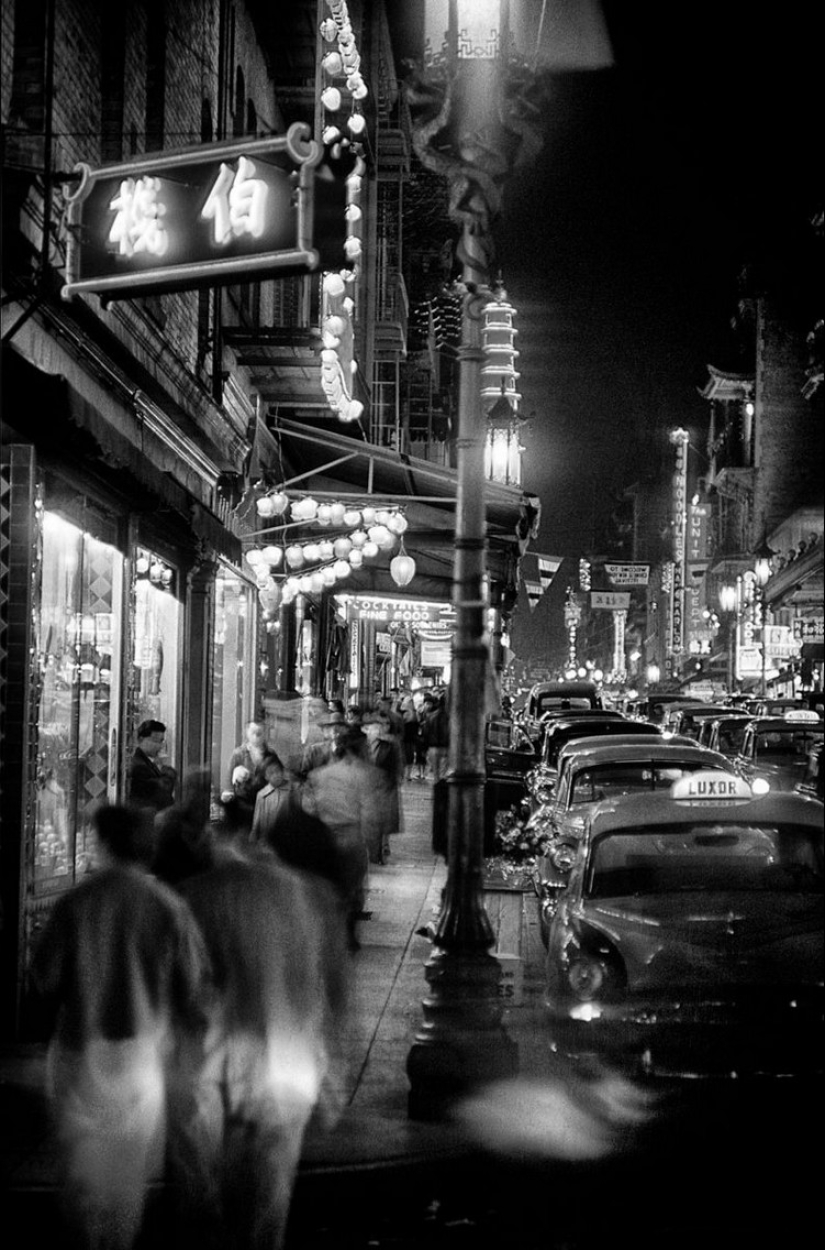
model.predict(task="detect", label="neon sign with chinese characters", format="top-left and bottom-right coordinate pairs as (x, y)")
top-left (62, 125), bottom-right (330, 300)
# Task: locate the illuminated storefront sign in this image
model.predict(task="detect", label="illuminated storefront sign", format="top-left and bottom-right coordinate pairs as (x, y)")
top-left (62, 125), bottom-right (327, 300)
top-left (349, 596), bottom-right (456, 627)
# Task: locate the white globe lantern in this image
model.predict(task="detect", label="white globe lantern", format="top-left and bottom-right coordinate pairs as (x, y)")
top-left (362, 541), bottom-right (379, 559)
top-left (343, 509), bottom-right (361, 527)
top-left (390, 546), bottom-right (416, 588)
top-left (261, 545), bottom-right (282, 567)
top-left (350, 529), bottom-right (367, 548)
top-left (285, 545), bottom-right (305, 568)
top-left (333, 536), bottom-right (353, 558)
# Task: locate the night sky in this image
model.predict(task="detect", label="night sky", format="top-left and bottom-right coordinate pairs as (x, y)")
top-left (492, 2), bottom-right (822, 668)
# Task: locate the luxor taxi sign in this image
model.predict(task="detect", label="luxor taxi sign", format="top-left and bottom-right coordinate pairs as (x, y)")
top-left (62, 124), bottom-right (324, 301)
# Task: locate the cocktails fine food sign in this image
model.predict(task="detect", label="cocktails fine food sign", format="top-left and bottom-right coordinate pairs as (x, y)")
top-left (62, 125), bottom-right (325, 300)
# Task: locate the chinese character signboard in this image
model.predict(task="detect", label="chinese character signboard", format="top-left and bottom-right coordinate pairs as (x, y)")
top-left (793, 618), bottom-right (824, 642)
top-left (590, 591), bottom-right (631, 610)
top-left (63, 125), bottom-right (326, 300)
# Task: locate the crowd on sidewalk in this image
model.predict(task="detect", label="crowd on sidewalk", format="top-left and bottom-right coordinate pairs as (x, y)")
top-left (21, 685), bottom-right (451, 1250)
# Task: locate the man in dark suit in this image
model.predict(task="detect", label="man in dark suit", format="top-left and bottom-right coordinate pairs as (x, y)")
top-left (129, 719), bottom-right (176, 813)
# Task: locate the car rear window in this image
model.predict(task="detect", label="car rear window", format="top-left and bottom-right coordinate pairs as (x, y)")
top-left (586, 824), bottom-right (823, 897)
top-left (538, 697), bottom-right (592, 714)
top-left (570, 761), bottom-right (723, 806)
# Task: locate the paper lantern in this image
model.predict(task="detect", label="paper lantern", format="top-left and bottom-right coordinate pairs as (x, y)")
top-left (390, 544), bottom-right (416, 588)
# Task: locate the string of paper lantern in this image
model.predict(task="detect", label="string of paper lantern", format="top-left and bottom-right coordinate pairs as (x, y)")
top-left (247, 500), bottom-right (414, 607)
top-left (318, 0), bottom-right (367, 423)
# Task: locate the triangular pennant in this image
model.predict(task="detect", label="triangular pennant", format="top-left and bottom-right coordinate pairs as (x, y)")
top-left (525, 580), bottom-right (543, 611)
top-left (538, 556), bottom-right (562, 592)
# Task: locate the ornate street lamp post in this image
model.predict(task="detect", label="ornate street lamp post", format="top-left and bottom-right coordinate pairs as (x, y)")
top-left (403, 0), bottom-right (611, 1120)
top-left (719, 581), bottom-right (738, 694)
top-left (754, 538), bottom-right (775, 698)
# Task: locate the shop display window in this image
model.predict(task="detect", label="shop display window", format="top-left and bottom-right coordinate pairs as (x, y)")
top-left (211, 569), bottom-right (255, 794)
top-left (34, 511), bottom-right (124, 888)
top-left (131, 549), bottom-right (181, 782)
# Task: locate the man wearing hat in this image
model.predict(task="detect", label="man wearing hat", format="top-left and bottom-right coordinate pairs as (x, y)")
top-left (300, 711), bottom-right (346, 778)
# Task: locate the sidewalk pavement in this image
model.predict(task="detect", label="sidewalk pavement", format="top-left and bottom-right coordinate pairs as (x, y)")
top-left (1, 779), bottom-right (556, 1239)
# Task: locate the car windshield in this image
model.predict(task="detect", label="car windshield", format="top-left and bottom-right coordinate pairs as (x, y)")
top-left (586, 824), bottom-right (823, 898)
top-left (569, 761), bottom-right (722, 806)
top-left (754, 729), bottom-right (823, 763)
top-left (714, 720), bottom-right (750, 754)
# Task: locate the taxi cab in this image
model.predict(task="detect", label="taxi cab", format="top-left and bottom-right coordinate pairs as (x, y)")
top-left (543, 773), bottom-right (824, 1080)
top-left (531, 738), bottom-right (736, 945)
top-left (735, 709), bottom-right (824, 794)
top-left (696, 712), bottom-right (753, 757)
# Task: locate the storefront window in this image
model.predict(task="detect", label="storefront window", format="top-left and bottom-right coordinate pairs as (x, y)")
top-left (131, 549), bottom-right (181, 779)
top-left (33, 510), bottom-right (124, 887)
top-left (211, 567), bottom-right (255, 794)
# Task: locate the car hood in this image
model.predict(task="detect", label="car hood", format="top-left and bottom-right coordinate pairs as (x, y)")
top-left (576, 893), bottom-right (823, 988)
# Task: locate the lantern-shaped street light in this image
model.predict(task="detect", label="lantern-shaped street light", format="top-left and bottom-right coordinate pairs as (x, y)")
top-left (718, 581), bottom-right (739, 695)
top-left (753, 537), bottom-right (776, 697)
top-left (404, 0), bottom-right (612, 1121)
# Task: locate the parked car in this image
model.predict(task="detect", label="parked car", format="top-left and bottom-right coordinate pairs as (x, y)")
top-left (520, 680), bottom-right (603, 743)
top-left (796, 741), bottom-right (824, 803)
top-left (698, 712), bottom-right (754, 758)
top-left (543, 775), bottom-right (824, 1079)
top-left (735, 710), bottom-right (825, 794)
top-left (634, 692), bottom-right (707, 726)
top-left (531, 738), bottom-right (736, 945)
top-left (523, 706), bottom-right (626, 753)
top-left (526, 715), bottom-right (657, 809)
top-left (484, 716), bottom-right (537, 846)
top-left (662, 703), bottom-right (732, 739)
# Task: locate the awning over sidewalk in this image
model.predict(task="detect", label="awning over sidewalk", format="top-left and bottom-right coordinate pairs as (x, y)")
top-left (265, 417), bottom-right (532, 596)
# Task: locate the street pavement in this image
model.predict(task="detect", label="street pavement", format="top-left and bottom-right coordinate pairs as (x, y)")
top-left (2, 778), bottom-right (818, 1248)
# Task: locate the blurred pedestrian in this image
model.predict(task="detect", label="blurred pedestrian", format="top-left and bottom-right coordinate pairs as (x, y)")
top-left (169, 854), bottom-right (351, 1250)
top-left (362, 712), bottom-right (404, 862)
top-left (302, 730), bottom-right (381, 948)
top-left (375, 693), bottom-right (404, 739)
top-left (30, 803), bottom-right (210, 1250)
top-left (153, 766), bottom-right (216, 887)
top-left (412, 695), bottom-right (432, 780)
top-left (423, 692), bottom-right (450, 782)
top-left (250, 752), bottom-right (295, 846)
top-left (397, 692), bottom-right (420, 782)
top-left (225, 721), bottom-right (276, 830)
top-left (128, 719), bottom-right (176, 814)
top-left (300, 709), bottom-right (344, 778)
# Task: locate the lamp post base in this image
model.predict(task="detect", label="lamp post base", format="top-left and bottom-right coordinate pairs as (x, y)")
top-left (407, 946), bottom-right (519, 1122)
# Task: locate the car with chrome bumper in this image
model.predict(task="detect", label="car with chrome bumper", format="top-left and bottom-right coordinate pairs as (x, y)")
top-left (735, 709), bottom-right (824, 794)
top-left (543, 773), bottom-right (824, 1080)
top-left (532, 737), bottom-right (736, 945)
